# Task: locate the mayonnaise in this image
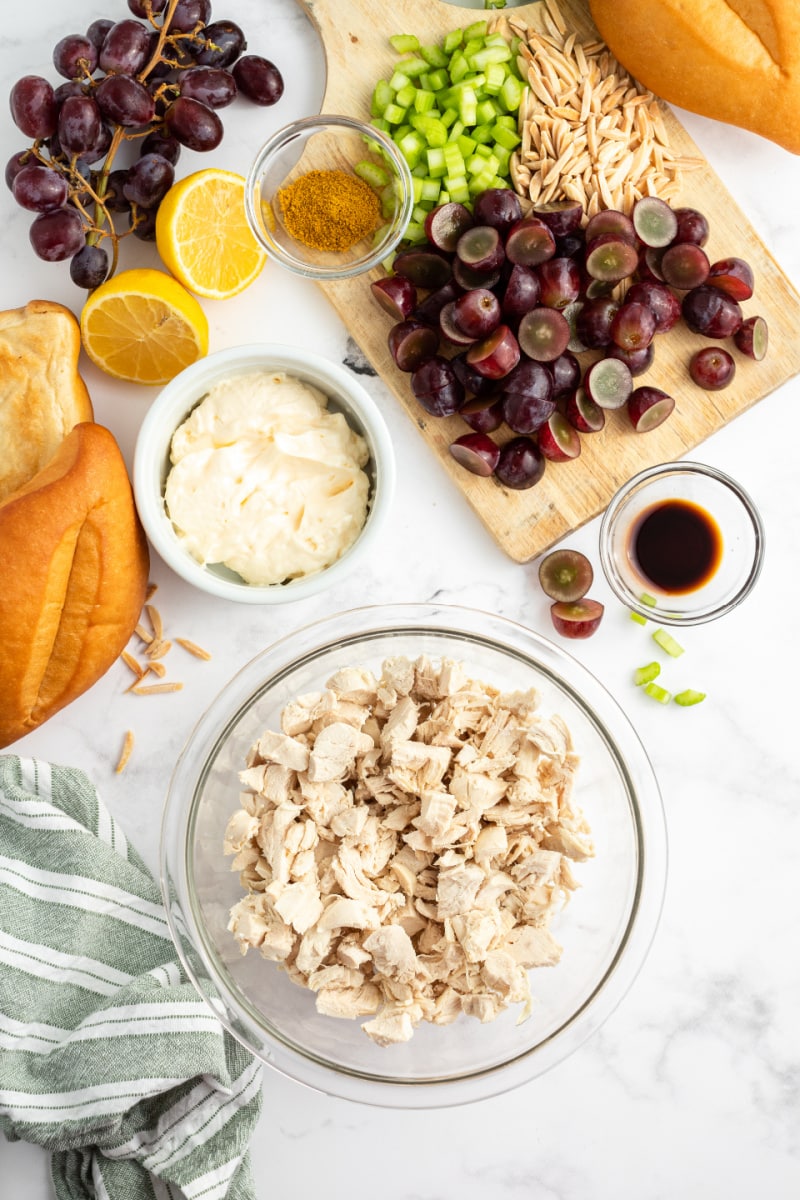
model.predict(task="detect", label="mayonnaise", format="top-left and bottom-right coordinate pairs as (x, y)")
top-left (164, 370), bottom-right (371, 586)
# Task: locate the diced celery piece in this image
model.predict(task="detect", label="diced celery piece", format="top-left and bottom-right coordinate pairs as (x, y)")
top-left (492, 122), bottom-right (521, 150)
top-left (652, 628), bottom-right (685, 658)
top-left (389, 34), bottom-right (419, 54)
top-left (640, 592), bottom-right (657, 607)
top-left (439, 106), bottom-right (458, 129)
top-left (410, 162), bottom-right (427, 178)
top-left (404, 220), bottom-right (427, 244)
top-left (458, 86), bottom-right (478, 125)
top-left (411, 176), bottom-right (424, 203)
top-left (469, 45), bottom-right (512, 71)
top-left (371, 117), bottom-right (390, 133)
top-left (483, 62), bottom-right (507, 96)
top-left (383, 103), bottom-right (408, 125)
top-left (419, 177), bottom-right (440, 203)
top-left (398, 130), bottom-right (425, 167)
top-left (427, 67), bottom-right (449, 92)
top-left (438, 189), bottom-right (450, 204)
top-left (414, 89), bottom-right (437, 114)
top-left (484, 34), bottom-right (511, 48)
top-left (372, 222), bottom-right (390, 248)
top-left (633, 662), bottom-right (661, 687)
top-left (449, 52), bottom-right (469, 84)
top-left (492, 144), bottom-right (511, 171)
top-left (446, 119), bottom-right (465, 143)
top-left (466, 153), bottom-right (487, 176)
top-left (388, 70), bottom-right (411, 92)
top-left (380, 184), bottom-right (397, 219)
top-left (443, 144), bottom-right (466, 176)
top-left (471, 122), bottom-right (494, 144)
top-left (629, 611), bottom-right (648, 626)
top-left (463, 22), bottom-right (489, 42)
top-left (474, 143), bottom-right (492, 158)
top-left (674, 689), bottom-right (706, 707)
top-left (412, 202), bottom-right (429, 223)
top-left (469, 170), bottom-right (496, 195)
top-left (354, 160), bottom-right (389, 190)
top-left (420, 44), bottom-right (448, 69)
top-left (457, 133), bottom-right (477, 157)
top-left (397, 57), bottom-right (429, 78)
top-left (644, 682), bottom-right (672, 705)
top-left (499, 73), bottom-right (523, 112)
top-left (426, 147), bottom-right (447, 177)
top-left (443, 28), bottom-right (463, 56)
top-left (444, 174), bottom-right (470, 203)
top-left (494, 114), bottom-right (516, 129)
top-left (372, 79), bottom-right (393, 116)
top-left (416, 115), bottom-right (448, 146)
top-left (395, 83), bottom-right (416, 108)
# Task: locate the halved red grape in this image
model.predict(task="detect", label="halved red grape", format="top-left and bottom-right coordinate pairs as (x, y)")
top-left (550, 598), bottom-right (604, 638)
top-left (535, 199), bottom-right (583, 238)
top-left (565, 386), bottom-right (605, 433)
top-left (585, 234), bottom-right (639, 283)
top-left (538, 548), bottom-right (594, 602)
top-left (413, 280), bottom-right (461, 327)
top-left (452, 350), bottom-right (498, 398)
top-left (452, 258), bottom-right (502, 291)
top-left (500, 263), bottom-right (541, 320)
top-left (707, 257), bottom-right (754, 301)
top-left (539, 412), bottom-right (581, 462)
top-left (449, 432), bottom-right (500, 476)
top-left (583, 356), bottom-right (633, 409)
top-left (505, 217), bottom-right (556, 266)
top-left (550, 351), bottom-right (581, 397)
top-left (610, 301), bottom-right (657, 351)
top-left (495, 436), bottom-right (545, 489)
top-left (585, 209), bottom-right (636, 244)
top-left (466, 324), bottom-right (520, 379)
top-left (371, 275), bottom-right (417, 321)
top-left (672, 206), bottom-right (709, 246)
top-left (461, 397), bottom-right (504, 433)
top-left (393, 248), bottom-right (453, 290)
top-left (517, 307), bottom-right (570, 362)
top-left (456, 224), bottom-right (504, 273)
top-left (575, 297), bottom-right (618, 348)
top-left (734, 315), bottom-right (768, 361)
top-left (502, 392), bottom-right (556, 435)
top-left (624, 280), bottom-right (681, 332)
top-left (660, 242), bottom-right (710, 290)
top-left (689, 346), bottom-right (736, 390)
top-left (632, 196), bottom-right (678, 247)
top-left (627, 385), bottom-right (675, 432)
top-left (388, 319), bottom-right (439, 372)
top-left (453, 288), bottom-right (501, 338)
top-left (424, 201), bottom-right (473, 253)
top-left (606, 342), bottom-right (655, 377)
top-left (472, 188), bottom-right (522, 236)
top-left (411, 356), bottom-right (465, 416)
top-left (439, 301), bottom-right (478, 346)
top-left (682, 285), bottom-right (743, 338)
top-left (537, 257), bottom-right (581, 309)
top-left (556, 230), bottom-right (585, 259)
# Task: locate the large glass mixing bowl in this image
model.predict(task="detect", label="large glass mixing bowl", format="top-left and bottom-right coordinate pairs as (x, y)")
top-left (161, 604), bottom-right (667, 1107)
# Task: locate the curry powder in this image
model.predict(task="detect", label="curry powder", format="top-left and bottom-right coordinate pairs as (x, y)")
top-left (277, 169), bottom-right (382, 253)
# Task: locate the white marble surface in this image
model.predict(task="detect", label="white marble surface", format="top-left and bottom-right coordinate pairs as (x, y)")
top-left (2, 1), bottom-right (800, 1196)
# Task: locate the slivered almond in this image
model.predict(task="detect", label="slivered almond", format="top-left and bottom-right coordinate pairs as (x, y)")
top-left (121, 650), bottom-right (145, 679)
top-left (115, 731), bottom-right (134, 773)
top-left (146, 638), bottom-right (172, 660)
top-left (134, 622), bottom-right (153, 644)
top-left (145, 603), bottom-right (163, 640)
top-left (176, 637), bottom-right (212, 660)
top-left (132, 681), bottom-right (184, 695)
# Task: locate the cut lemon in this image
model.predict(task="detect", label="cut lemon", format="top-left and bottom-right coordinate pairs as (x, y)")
top-left (80, 268), bottom-right (209, 385)
top-left (155, 168), bottom-right (267, 300)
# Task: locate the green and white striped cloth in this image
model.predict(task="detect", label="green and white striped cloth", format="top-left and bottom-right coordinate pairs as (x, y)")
top-left (0, 755), bottom-right (263, 1200)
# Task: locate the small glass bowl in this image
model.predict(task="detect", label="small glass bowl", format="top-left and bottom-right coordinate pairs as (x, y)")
top-left (244, 115), bottom-right (413, 281)
top-left (599, 462), bottom-right (765, 626)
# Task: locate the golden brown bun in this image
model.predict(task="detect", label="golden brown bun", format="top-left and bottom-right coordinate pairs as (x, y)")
top-left (0, 300), bottom-right (93, 504)
top-left (0, 422), bottom-right (149, 749)
top-left (589, 0), bottom-right (800, 154)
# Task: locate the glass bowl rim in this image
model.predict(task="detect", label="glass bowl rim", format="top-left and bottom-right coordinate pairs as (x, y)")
top-left (244, 114), bottom-right (414, 281)
top-left (160, 602), bottom-right (668, 1107)
top-left (599, 460), bottom-right (766, 626)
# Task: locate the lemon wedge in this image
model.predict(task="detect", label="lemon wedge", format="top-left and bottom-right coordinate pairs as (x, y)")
top-left (155, 168), bottom-right (267, 299)
top-left (80, 267), bottom-right (209, 385)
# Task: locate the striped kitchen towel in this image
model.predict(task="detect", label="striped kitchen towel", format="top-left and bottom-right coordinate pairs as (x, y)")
top-left (0, 755), bottom-right (263, 1200)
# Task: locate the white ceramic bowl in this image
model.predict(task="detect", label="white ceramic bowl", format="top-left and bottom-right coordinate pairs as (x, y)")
top-left (133, 344), bottom-right (395, 603)
top-left (161, 604), bottom-right (668, 1108)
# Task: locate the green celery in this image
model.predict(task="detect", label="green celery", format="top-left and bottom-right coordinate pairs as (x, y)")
top-left (483, 62), bottom-right (507, 96)
top-left (476, 98), bottom-right (499, 124)
top-left (469, 44), bottom-right (512, 70)
top-left (457, 133), bottom-right (477, 156)
top-left (354, 160), bottom-right (389, 190)
top-left (420, 44), bottom-right (448, 69)
top-left (396, 56), bottom-right (429, 77)
top-left (446, 119), bottom-right (466, 143)
top-left (371, 79), bottom-right (393, 116)
top-left (644, 682), bottom-right (672, 705)
top-left (413, 89), bottom-right (437, 114)
top-left (458, 86), bottom-right (478, 125)
top-left (674, 689), bottom-right (706, 707)
top-left (419, 177), bottom-right (441, 203)
top-left (633, 662), bottom-right (661, 687)
top-left (463, 22), bottom-right (489, 41)
top-left (426, 147), bottom-right (447, 177)
top-left (389, 34), bottom-right (419, 54)
top-left (492, 122), bottom-right (521, 150)
top-left (652, 628), bottom-right (685, 658)
top-left (388, 70), bottom-right (411, 92)
top-left (444, 174), bottom-right (470, 203)
top-left (471, 122), bottom-right (494, 143)
top-left (443, 28), bottom-right (463, 55)
top-left (395, 83), bottom-right (416, 108)
top-left (449, 52), bottom-right (469, 83)
top-left (426, 67), bottom-right (449, 92)
top-left (499, 73), bottom-right (523, 112)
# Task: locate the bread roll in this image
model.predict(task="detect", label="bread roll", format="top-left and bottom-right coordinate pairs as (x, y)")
top-left (0, 299), bottom-right (93, 504)
top-left (0, 422), bottom-right (149, 749)
top-left (589, 0), bottom-right (800, 154)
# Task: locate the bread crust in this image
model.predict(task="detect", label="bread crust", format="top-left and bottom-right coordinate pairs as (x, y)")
top-left (0, 422), bottom-right (149, 748)
top-left (589, 0), bottom-right (800, 154)
top-left (0, 299), bottom-right (94, 504)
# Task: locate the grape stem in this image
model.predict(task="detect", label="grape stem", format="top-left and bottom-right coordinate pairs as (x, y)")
top-left (139, 0), bottom-right (182, 80)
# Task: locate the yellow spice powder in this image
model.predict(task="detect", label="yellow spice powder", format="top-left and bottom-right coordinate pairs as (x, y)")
top-left (278, 168), bottom-right (381, 253)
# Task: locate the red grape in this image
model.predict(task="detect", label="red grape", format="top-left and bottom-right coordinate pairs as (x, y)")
top-left (96, 74), bottom-right (156, 126)
top-left (453, 288), bottom-right (501, 338)
top-left (167, 0), bottom-right (212, 33)
top-left (53, 35), bottom-right (98, 80)
top-left (165, 96), bottom-right (223, 151)
top-left (12, 163), bottom-right (68, 212)
top-left (195, 20), bottom-right (247, 68)
top-left (10, 76), bottom-right (58, 139)
top-left (734, 315), bottom-right (768, 361)
top-left (689, 347), bottom-right (736, 390)
top-left (538, 549), bottom-right (593, 602)
top-left (682, 285), bottom-right (743, 338)
top-left (232, 56), bottom-right (285, 106)
top-left (472, 188), bottom-right (522, 236)
top-left (495, 437), bottom-right (545, 489)
top-left (29, 207), bottom-right (84, 261)
top-left (57, 95), bottom-right (102, 157)
top-left (99, 20), bottom-right (151, 75)
top-left (179, 67), bottom-right (237, 109)
top-left (70, 243), bottom-right (109, 288)
top-left (449, 432), bottom-right (500, 477)
top-left (123, 153), bottom-right (175, 208)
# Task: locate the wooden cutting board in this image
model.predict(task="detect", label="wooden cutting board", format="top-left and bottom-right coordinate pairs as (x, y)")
top-left (296, 0), bottom-right (800, 561)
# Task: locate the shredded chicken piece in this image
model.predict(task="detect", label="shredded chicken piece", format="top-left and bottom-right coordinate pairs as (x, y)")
top-left (224, 655), bottom-right (592, 1045)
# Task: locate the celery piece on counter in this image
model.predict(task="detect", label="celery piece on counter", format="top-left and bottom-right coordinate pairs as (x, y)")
top-left (633, 662), bottom-right (661, 687)
top-left (644, 682), bottom-right (672, 705)
top-left (674, 689), bottom-right (706, 707)
top-left (652, 628), bottom-right (685, 658)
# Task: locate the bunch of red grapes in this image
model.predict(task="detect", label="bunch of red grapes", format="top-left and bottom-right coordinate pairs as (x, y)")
top-left (372, 189), bottom-right (768, 489)
top-left (7, 0), bottom-right (284, 288)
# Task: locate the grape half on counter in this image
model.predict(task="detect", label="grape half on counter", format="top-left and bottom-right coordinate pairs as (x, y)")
top-left (6, 0), bottom-right (285, 287)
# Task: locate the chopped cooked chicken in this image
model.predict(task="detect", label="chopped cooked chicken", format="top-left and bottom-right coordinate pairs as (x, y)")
top-left (224, 654), bottom-right (591, 1046)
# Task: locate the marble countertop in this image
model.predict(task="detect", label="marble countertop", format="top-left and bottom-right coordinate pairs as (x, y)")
top-left (2, 1), bottom-right (799, 1196)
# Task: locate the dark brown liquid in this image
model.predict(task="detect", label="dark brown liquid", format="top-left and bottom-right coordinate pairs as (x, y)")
top-left (630, 498), bottom-right (723, 594)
